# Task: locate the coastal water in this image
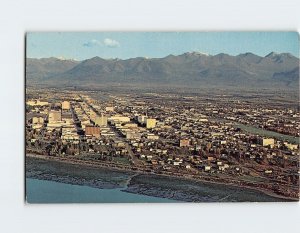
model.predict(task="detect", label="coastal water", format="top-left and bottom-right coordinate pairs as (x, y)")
top-left (26, 178), bottom-right (179, 203)
top-left (26, 157), bottom-right (288, 203)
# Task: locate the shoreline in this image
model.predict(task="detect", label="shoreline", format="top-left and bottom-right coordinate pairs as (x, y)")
top-left (25, 153), bottom-right (299, 202)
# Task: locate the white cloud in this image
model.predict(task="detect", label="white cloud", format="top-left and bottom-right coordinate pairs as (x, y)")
top-left (83, 39), bottom-right (102, 47)
top-left (83, 38), bottom-right (120, 48)
top-left (103, 38), bottom-right (120, 48)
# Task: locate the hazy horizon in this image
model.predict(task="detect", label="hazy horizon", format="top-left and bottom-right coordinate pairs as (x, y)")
top-left (27, 51), bottom-right (299, 61)
top-left (26, 32), bottom-right (299, 60)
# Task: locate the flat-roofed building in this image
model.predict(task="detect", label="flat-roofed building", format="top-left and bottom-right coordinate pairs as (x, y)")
top-left (48, 110), bottom-right (61, 123)
top-left (284, 142), bottom-right (298, 150)
top-left (26, 100), bottom-right (49, 107)
top-left (126, 131), bottom-right (141, 140)
top-left (88, 111), bottom-right (97, 121)
top-left (32, 116), bottom-right (44, 124)
top-left (61, 126), bottom-right (79, 141)
top-left (258, 138), bottom-right (275, 147)
top-left (147, 133), bottom-right (159, 140)
top-left (123, 123), bottom-right (138, 128)
top-left (62, 101), bottom-right (70, 110)
top-left (138, 115), bottom-right (147, 124)
top-left (109, 115), bottom-right (130, 123)
top-left (146, 118), bottom-right (156, 129)
top-left (105, 106), bottom-right (114, 112)
top-left (95, 115), bottom-right (108, 127)
top-left (85, 125), bottom-right (101, 138)
top-left (46, 122), bottom-right (63, 129)
top-left (32, 124), bottom-right (43, 129)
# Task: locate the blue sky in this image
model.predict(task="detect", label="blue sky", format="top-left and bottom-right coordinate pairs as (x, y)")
top-left (27, 32), bottom-right (299, 60)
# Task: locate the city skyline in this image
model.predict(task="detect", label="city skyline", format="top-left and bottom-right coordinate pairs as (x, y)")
top-left (26, 31), bottom-right (300, 203)
top-left (27, 32), bottom-right (299, 60)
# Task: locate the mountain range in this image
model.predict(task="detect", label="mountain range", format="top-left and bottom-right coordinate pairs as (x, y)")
top-left (26, 52), bottom-right (299, 88)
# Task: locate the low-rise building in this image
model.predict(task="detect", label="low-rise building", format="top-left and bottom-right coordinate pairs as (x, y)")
top-left (258, 138), bottom-right (275, 147)
top-left (85, 125), bottom-right (101, 138)
top-left (146, 118), bottom-right (156, 129)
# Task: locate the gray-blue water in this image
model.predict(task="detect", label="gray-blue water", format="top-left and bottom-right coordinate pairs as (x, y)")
top-left (26, 178), bottom-right (179, 203)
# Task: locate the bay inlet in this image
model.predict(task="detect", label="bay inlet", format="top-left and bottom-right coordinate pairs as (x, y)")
top-left (26, 157), bottom-right (287, 203)
top-left (26, 178), bottom-right (178, 203)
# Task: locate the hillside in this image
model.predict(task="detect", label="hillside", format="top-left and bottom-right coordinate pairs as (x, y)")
top-left (26, 52), bottom-right (299, 88)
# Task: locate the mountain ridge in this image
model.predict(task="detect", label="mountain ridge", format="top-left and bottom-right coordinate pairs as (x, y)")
top-left (26, 52), bottom-right (299, 88)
